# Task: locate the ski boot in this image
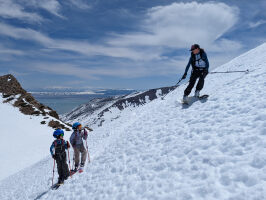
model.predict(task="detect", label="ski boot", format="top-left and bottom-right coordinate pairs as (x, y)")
top-left (183, 95), bottom-right (189, 104)
top-left (194, 90), bottom-right (200, 98)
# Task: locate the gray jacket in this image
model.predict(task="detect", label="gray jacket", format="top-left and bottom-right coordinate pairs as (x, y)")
top-left (70, 129), bottom-right (88, 147)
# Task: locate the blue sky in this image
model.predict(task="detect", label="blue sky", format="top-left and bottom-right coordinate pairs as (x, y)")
top-left (0, 0), bottom-right (265, 90)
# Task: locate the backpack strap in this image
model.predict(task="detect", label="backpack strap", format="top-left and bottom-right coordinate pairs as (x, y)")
top-left (191, 49), bottom-right (206, 69)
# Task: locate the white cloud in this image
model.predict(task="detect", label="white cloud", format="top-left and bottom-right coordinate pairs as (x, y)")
top-left (0, 0), bottom-right (42, 22)
top-left (37, 0), bottom-right (62, 18)
top-left (22, 0), bottom-right (63, 18)
top-left (51, 40), bottom-right (160, 60)
top-left (108, 2), bottom-right (241, 52)
top-left (208, 39), bottom-right (243, 52)
top-left (32, 62), bottom-right (150, 79)
top-left (249, 20), bottom-right (266, 28)
top-left (0, 44), bottom-right (24, 56)
top-left (0, 22), bottom-right (158, 61)
top-left (0, 23), bottom-right (53, 45)
top-left (68, 0), bottom-right (91, 9)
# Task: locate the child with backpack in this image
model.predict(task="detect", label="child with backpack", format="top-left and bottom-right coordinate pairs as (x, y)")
top-left (70, 122), bottom-right (90, 172)
top-left (50, 129), bottom-right (70, 185)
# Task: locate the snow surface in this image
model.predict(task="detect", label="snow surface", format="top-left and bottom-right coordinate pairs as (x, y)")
top-left (0, 98), bottom-right (72, 181)
top-left (0, 43), bottom-right (266, 199)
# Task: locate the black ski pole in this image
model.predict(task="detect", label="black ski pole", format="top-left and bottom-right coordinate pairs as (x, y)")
top-left (67, 147), bottom-right (72, 177)
top-left (52, 159), bottom-right (55, 186)
top-left (161, 78), bottom-right (183, 100)
top-left (72, 154), bottom-right (75, 170)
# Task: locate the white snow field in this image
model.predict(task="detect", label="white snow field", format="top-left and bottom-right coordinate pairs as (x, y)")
top-left (0, 43), bottom-right (266, 200)
top-left (0, 98), bottom-right (72, 181)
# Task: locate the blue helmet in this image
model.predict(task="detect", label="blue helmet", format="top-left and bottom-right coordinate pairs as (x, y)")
top-left (53, 129), bottom-right (64, 138)
top-left (72, 122), bottom-right (81, 130)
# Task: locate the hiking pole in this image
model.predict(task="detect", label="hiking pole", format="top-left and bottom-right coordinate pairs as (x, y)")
top-left (52, 159), bottom-right (55, 186)
top-left (161, 78), bottom-right (183, 100)
top-left (72, 154), bottom-right (75, 170)
top-left (67, 147), bottom-right (72, 177)
top-left (209, 69), bottom-right (249, 74)
top-left (85, 139), bottom-right (90, 163)
top-left (84, 127), bottom-right (92, 163)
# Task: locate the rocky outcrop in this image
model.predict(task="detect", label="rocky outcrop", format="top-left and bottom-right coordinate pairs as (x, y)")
top-left (0, 74), bottom-right (70, 131)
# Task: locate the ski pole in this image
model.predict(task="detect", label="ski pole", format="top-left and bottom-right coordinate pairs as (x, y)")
top-left (67, 147), bottom-right (72, 177)
top-left (161, 78), bottom-right (183, 100)
top-left (85, 139), bottom-right (90, 163)
top-left (52, 159), bottom-right (55, 186)
top-left (209, 69), bottom-right (249, 74)
top-left (72, 154), bottom-right (75, 170)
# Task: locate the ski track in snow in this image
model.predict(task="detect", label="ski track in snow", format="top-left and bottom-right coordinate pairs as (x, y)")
top-left (0, 43), bottom-right (266, 200)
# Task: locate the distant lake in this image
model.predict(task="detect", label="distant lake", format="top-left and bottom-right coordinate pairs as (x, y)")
top-left (31, 90), bottom-right (135, 115)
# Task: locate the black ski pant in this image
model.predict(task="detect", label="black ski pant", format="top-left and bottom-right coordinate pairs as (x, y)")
top-left (55, 153), bottom-right (69, 182)
top-left (184, 69), bottom-right (208, 96)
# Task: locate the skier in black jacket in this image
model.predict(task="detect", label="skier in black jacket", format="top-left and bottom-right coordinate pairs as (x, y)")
top-left (50, 129), bottom-right (70, 184)
top-left (182, 44), bottom-right (209, 103)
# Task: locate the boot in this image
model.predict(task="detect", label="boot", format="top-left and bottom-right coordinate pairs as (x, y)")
top-left (183, 95), bottom-right (188, 104)
top-left (57, 178), bottom-right (64, 185)
top-left (194, 90), bottom-right (200, 98)
top-left (73, 166), bottom-right (78, 172)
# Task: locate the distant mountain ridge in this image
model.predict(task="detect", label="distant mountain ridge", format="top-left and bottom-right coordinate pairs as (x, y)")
top-left (61, 85), bottom-right (177, 127)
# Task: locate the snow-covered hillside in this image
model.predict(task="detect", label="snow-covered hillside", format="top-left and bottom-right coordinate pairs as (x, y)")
top-left (0, 97), bottom-right (71, 180)
top-left (0, 75), bottom-right (72, 181)
top-left (1, 43), bottom-right (266, 199)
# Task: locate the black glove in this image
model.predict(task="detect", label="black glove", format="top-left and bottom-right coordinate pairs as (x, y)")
top-left (52, 154), bottom-right (56, 159)
top-left (182, 73), bottom-right (187, 79)
top-left (204, 70), bottom-right (208, 76)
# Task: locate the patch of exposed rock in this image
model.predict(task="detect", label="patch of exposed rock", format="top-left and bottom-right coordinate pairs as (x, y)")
top-left (0, 74), bottom-right (70, 131)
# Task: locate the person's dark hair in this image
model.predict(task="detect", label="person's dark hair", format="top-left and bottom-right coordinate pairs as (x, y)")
top-left (190, 44), bottom-right (200, 51)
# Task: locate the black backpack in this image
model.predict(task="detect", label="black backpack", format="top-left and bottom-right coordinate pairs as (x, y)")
top-left (54, 139), bottom-right (66, 159)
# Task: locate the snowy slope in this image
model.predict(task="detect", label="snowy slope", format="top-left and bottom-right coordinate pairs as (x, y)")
top-left (0, 97), bottom-right (72, 181)
top-left (1, 43), bottom-right (266, 200)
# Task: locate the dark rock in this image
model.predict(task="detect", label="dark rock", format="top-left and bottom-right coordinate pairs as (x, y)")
top-left (48, 111), bottom-right (59, 119)
top-left (48, 120), bottom-right (62, 129)
top-left (3, 97), bottom-right (14, 103)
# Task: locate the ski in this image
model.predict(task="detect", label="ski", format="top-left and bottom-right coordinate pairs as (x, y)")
top-left (51, 183), bottom-right (63, 190)
top-left (70, 169), bottom-right (77, 176)
top-left (181, 100), bottom-right (189, 105)
top-left (198, 94), bottom-right (209, 99)
top-left (181, 94), bottom-right (209, 105)
top-left (78, 167), bottom-right (84, 173)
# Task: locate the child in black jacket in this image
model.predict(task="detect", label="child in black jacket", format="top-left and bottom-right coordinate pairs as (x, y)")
top-left (50, 129), bottom-right (70, 184)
